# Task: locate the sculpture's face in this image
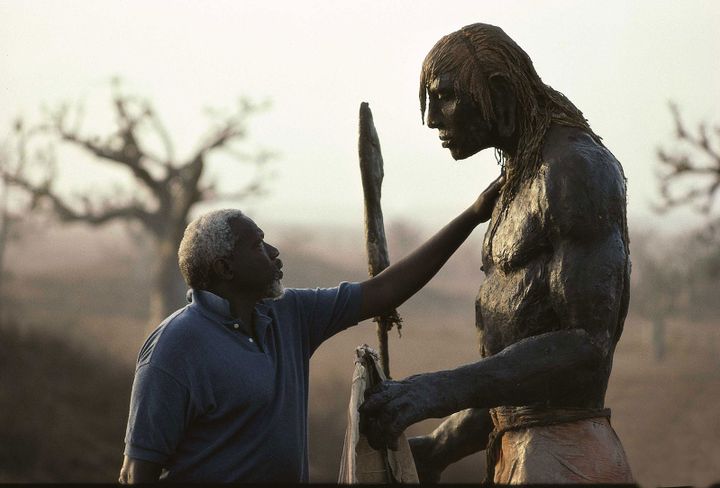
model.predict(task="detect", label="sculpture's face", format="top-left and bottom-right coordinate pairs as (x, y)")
top-left (425, 73), bottom-right (495, 160)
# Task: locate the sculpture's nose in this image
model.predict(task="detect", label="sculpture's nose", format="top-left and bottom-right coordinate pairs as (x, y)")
top-left (426, 100), bottom-right (442, 129)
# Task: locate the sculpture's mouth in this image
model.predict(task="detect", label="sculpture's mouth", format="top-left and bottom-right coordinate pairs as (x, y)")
top-left (439, 134), bottom-right (453, 148)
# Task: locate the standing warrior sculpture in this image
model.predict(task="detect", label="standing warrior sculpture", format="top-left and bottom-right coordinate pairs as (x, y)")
top-left (360, 23), bottom-right (633, 484)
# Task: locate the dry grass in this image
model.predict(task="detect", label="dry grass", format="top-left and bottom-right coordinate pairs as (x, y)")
top-left (0, 317), bottom-right (133, 482)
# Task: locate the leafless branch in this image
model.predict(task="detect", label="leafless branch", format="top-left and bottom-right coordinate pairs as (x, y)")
top-left (2, 125), bottom-right (154, 228)
top-left (220, 147), bottom-right (275, 167)
top-left (204, 179), bottom-right (267, 203)
top-left (145, 106), bottom-right (175, 167)
top-left (170, 99), bottom-right (270, 211)
top-left (2, 168), bottom-right (153, 227)
top-left (46, 97), bottom-right (163, 194)
top-left (192, 115), bottom-right (247, 160)
top-left (655, 102), bottom-right (720, 215)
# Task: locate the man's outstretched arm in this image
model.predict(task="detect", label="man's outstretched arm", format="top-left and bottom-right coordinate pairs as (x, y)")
top-left (358, 175), bottom-right (503, 321)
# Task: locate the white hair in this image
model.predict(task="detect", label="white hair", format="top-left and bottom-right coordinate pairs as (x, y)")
top-left (178, 209), bottom-right (245, 289)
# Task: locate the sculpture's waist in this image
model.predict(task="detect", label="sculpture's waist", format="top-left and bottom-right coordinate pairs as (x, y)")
top-left (490, 405), bottom-right (610, 432)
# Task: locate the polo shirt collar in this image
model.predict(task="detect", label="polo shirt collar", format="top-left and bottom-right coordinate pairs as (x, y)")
top-left (188, 289), bottom-right (273, 346)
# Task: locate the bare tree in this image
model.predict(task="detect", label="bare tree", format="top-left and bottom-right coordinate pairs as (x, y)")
top-left (655, 102), bottom-right (720, 282)
top-left (0, 120), bottom-right (55, 311)
top-left (644, 103), bottom-right (720, 357)
top-left (2, 82), bottom-right (273, 325)
top-left (656, 102), bottom-right (720, 215)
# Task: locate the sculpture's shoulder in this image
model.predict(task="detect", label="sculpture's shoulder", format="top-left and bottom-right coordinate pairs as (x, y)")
top-left (539, 126), bottom-right (627, 240)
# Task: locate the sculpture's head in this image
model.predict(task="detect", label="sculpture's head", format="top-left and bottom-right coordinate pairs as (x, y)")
top-left (422, 70), bottom-right (501, 161)
top-left (419, 23), bottom-right (535, 160)
top-left (420, 23), bottom-right (599, 200)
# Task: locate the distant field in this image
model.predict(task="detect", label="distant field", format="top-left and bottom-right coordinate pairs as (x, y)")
top-left (2, 222), bottom-right (719, 484)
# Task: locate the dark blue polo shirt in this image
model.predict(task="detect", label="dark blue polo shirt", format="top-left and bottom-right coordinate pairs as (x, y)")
top-left (123, 282), bottom-right (362, 482)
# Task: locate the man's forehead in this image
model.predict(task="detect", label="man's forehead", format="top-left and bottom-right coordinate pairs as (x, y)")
top-left (231, 216), bottom-right (263, 242)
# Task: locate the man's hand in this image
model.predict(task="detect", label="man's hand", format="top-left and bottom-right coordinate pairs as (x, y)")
top-left (359, 373), bottom-right (457, 451)
top-left (472, 174), bottom-right (505, 223)
top-left (119, 456), bottom-right (162, 484)
top-left (358, 174), bottom-right (505, 321)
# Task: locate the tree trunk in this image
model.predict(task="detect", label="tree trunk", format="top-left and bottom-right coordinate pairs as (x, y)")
top-left (148, 234), bottom-right (188, 328)
top-left (0, 185), bottom-right (12, 309)
top-left (652, 316), bottom-right (666, 361)
top-left (0, 214), bottom-right (9, 310)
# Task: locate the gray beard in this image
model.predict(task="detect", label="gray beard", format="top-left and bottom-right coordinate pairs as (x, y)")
top-left (264, 279), bottom-right (285, 300)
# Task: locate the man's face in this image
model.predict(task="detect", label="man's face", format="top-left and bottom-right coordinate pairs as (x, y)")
top-left (426, 73), bottom-right (496, 160)
top-left (226, 216), bottom-right (284, 299)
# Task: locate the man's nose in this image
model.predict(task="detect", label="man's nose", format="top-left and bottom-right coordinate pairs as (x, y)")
top-left (266, 243), bottom-right (280, 259)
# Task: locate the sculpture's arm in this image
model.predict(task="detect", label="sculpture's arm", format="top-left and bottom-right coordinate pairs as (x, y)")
top-left (360, 327), bottom-right (606, 449)
top-left (408, 408), bottom-right (493, 483)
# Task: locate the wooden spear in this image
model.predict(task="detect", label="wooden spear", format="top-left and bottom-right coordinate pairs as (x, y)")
top-left (358, 102), bottom-right (402, 379)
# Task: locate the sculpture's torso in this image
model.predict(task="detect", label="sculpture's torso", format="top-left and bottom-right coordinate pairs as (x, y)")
top-left (477, 170), bottom-right (557, 356)
top-left (475, 127), bottom-right (630, 406)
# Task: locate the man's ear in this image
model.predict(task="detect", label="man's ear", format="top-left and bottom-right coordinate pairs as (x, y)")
top-left (211, 258), bottom-right (233, 281)
top-left (489, 73), bottom-right (516, 139)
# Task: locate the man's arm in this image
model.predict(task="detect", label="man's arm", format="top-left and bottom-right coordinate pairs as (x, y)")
top-left (358, 175), bottom-right (503, 321)
top-left (121, 364), bottom-right (191, 482)
top-left (119, 456), bottom-right (162, 484)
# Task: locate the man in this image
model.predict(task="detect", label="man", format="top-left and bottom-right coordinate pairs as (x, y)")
top-left (118, 176), bottom-right (503, 483)
top-left (360, 23), bottom-right (633, 484)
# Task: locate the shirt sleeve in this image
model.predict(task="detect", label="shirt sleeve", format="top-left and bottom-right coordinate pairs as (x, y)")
top-left (290, 281), bottom-right (363, 353)
top-left (124, 363), bottom-right (192, 464)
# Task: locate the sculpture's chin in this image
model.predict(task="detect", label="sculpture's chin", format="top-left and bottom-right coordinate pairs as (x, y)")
top-left (450, 148), bottom-right (471, 161)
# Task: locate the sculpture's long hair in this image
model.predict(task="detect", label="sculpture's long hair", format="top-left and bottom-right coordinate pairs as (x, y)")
top-left (419, 23), bottom-right (602, 206)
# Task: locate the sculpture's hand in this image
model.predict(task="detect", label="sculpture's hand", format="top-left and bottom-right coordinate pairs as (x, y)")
top-left (359, 373), bottom-right (455, 451)
top-left (472, 174), bottom-right (505, 223)
top-left (408, 435), bottom-right (444, 483)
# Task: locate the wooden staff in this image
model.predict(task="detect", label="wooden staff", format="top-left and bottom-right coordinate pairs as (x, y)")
top-left (358, 102), bottom-right (402, 378)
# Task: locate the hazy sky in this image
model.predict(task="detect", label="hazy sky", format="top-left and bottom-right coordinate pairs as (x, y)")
top-left (2, 0), bottom-right (719, 233)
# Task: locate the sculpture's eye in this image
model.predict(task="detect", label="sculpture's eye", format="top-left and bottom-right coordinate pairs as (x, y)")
top-left (436, 89), bottom-right (453, 102)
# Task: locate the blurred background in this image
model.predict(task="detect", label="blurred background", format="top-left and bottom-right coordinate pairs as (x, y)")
top-left (1, 0), bottom-right (718, 485)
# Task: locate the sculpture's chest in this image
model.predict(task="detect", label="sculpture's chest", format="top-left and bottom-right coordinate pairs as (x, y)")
top-left (482, 178), bottom-right (550, 274)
